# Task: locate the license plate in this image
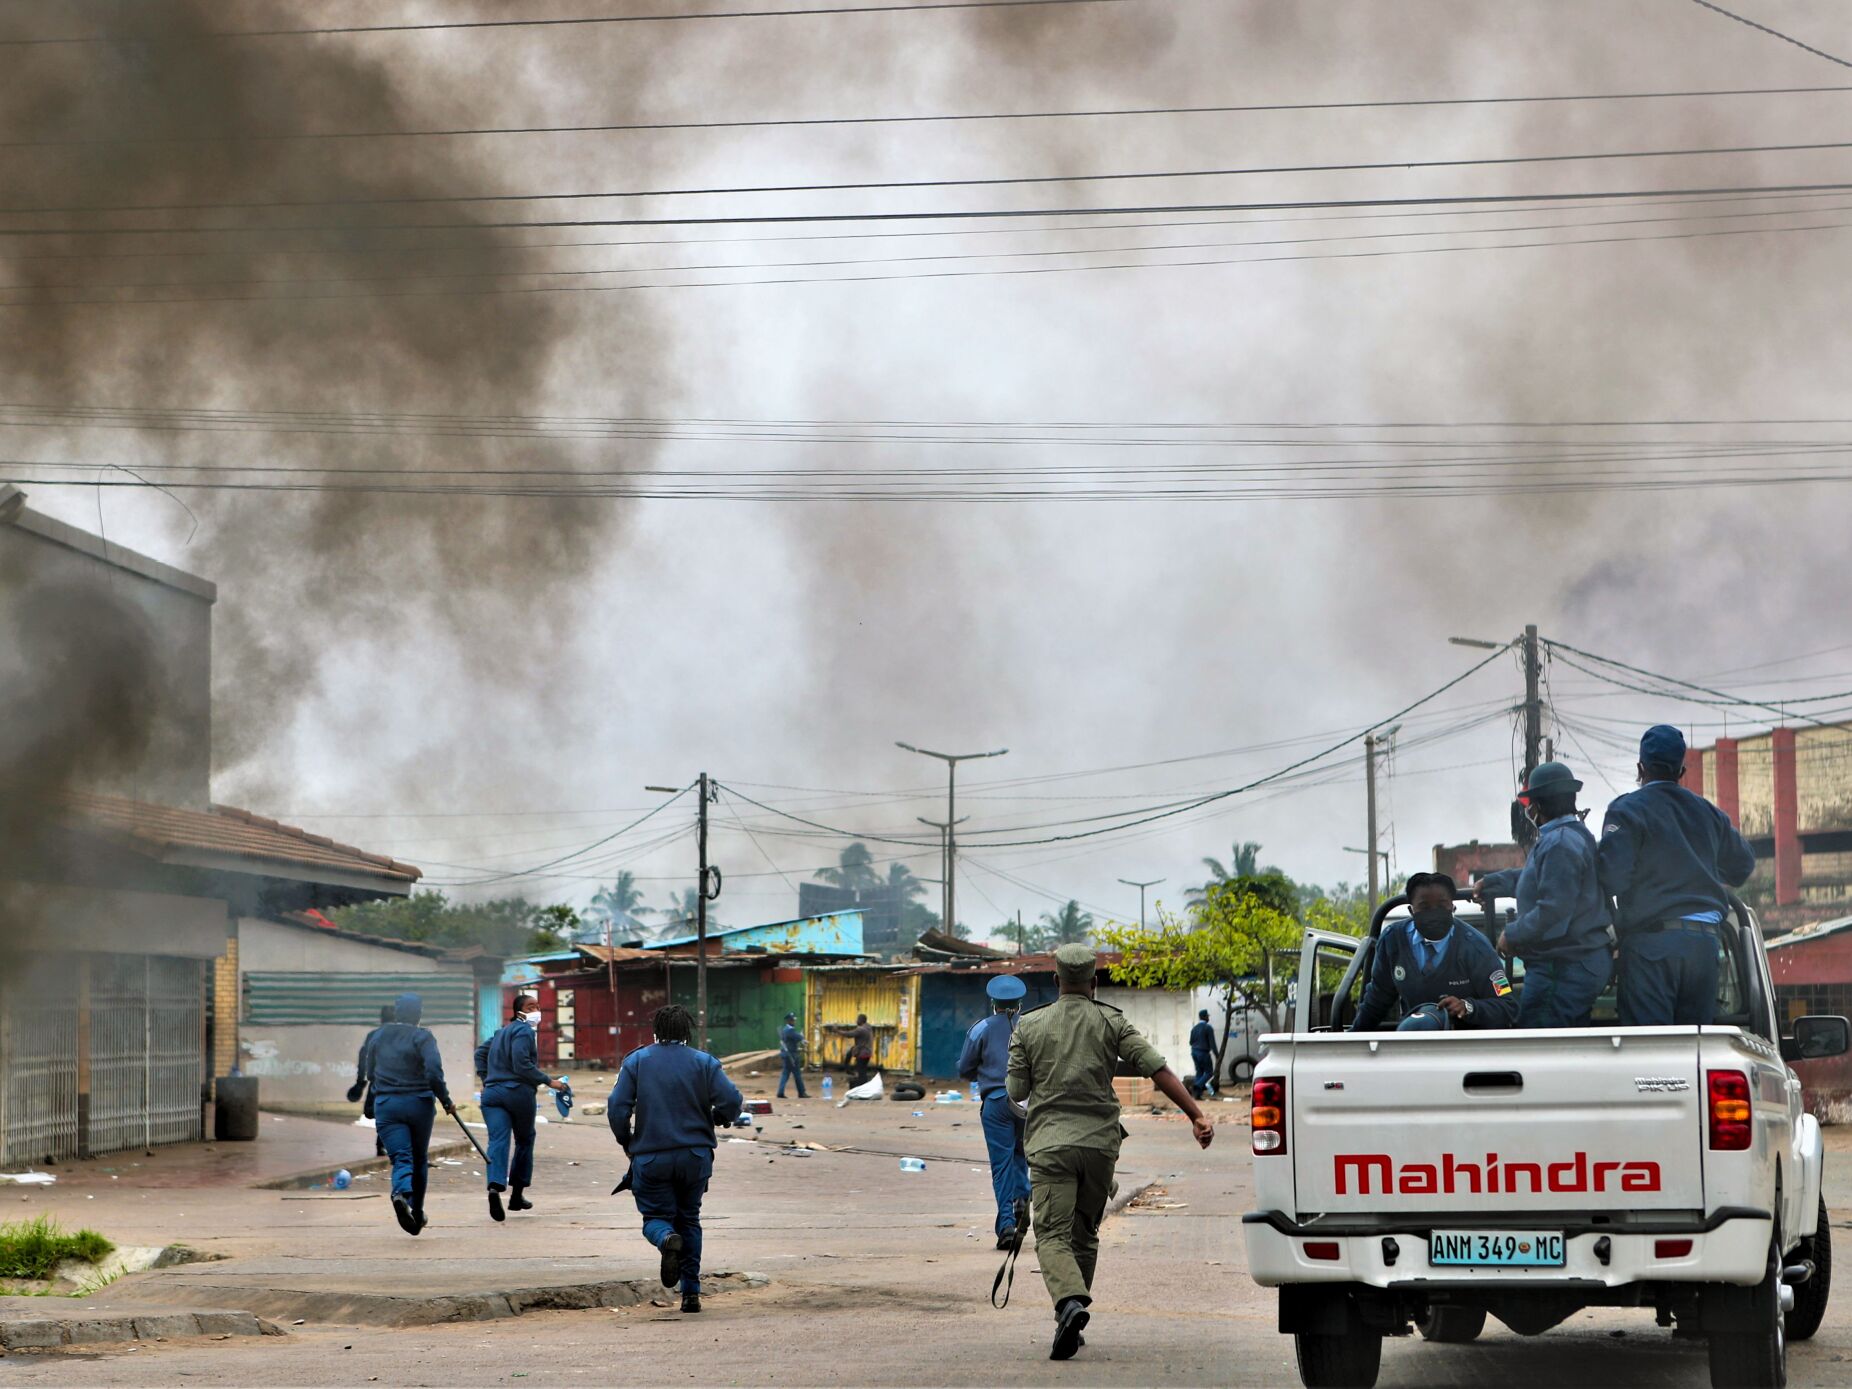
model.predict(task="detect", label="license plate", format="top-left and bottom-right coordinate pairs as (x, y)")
top-left (1429, 1231), bottom-right (1566, 1267)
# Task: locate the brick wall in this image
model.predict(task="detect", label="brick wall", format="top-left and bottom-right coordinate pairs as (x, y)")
top-left (211, 936), bottom-right (239, 1093)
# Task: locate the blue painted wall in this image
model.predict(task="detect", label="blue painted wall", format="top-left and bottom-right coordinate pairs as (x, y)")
top-left (649, 910), bottom-right (865, 956)
top-left (919, 972), bottom-right (1059, 1078)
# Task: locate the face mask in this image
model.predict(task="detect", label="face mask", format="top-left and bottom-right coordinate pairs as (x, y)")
top-left (523, 1011), bottom-right (541, 1026)
top-left (1411, 907), bottom-right (1454, 941)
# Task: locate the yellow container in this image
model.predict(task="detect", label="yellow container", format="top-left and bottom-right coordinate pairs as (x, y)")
top-left (805, 970), bottom-right (920, 1075)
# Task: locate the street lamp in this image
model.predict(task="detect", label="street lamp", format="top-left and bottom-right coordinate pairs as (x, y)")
top-left (897, 742), bottom-right (1007, 939)
top-left (1117, 877), bottom-right (1165, 930)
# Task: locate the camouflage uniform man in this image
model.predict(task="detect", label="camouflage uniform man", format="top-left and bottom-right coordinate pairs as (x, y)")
top-left (1006, 943), bottom-right (1215, 1360)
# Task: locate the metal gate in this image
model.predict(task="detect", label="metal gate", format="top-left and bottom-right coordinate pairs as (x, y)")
top-left (0, 955), bottom-right (80, 1166)
top-left (88, 954), bottom-right (204, 1154)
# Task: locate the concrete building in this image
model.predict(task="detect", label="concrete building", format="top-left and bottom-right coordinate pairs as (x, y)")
top-left (0, 487), bottom-right (417, 1165)
top-left (234, 914), bottom-right (497, 1107)
top-left (1766, 916), bottom-right (1852, 1116)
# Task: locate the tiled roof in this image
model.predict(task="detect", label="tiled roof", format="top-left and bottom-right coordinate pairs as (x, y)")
top-left (54, 789), bottom-right (421, 887)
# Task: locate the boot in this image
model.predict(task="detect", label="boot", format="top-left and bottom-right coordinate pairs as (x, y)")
top-left (659, 1232), bottom-right (684, 1288)
top-left (509, 1187), bottom-right (534, 1212)
top-left (488, 1186), bottom-right (505, 1222)
top-left (1050, 1297), bottom-right (1091, 1361)
top-left (392, 1194), bottom-right (419, 1235)
top-left (681, 1292), bottom-right (702, 1314)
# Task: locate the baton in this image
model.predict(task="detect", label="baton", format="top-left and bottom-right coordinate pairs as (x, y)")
top-left (448, 1106), bottom-right (490, 1164)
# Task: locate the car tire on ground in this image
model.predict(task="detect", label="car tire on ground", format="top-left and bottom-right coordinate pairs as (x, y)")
top-left (890, 1083), bottom-right (926, 1102)
top-left (1416, 1304), bottom-right (1487, 1343)
top-left (1226, 1054), bottom-right (1257, 1086)
top-left (1707, 1230), bottom-right (1788, 1389)
top-left (1293, 1330), bottom-right (1381, 1389)
top-left (1786, 1193), bottom-right (1832, 1342)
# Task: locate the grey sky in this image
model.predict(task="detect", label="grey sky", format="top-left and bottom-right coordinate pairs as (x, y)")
top-left (11, 0), bottom-right (1852, 935)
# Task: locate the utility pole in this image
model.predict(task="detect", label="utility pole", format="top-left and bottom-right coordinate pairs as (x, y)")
top-left (1522, 623), bottom-right (1543, 784)
top-left (646, 777), bottom-right (721, 1053)
top-left (917, 815), bottom-right (967, 936)
top-left (1118, 877), bottom-right (1165, 930)
top-left (1364, 732), bottom-right (1380, 914)
top-left (897, 742), bottom-right (1007, 942)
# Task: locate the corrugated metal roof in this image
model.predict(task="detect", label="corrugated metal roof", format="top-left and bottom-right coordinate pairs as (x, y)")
top-left (1767, 915), bottom-right (1852, 948)
top-left (53, 790), bottom-right (422, 887)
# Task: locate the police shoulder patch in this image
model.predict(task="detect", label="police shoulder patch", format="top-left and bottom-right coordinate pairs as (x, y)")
top-left (1491, 969), bottom-right (1513, 997)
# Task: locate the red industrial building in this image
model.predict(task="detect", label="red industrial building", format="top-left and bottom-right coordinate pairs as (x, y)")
top-left (1767, 917), bottom-right (1852, 1115)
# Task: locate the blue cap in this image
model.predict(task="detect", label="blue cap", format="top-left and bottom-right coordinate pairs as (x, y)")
top-left (1640, 724), bottom-right (1687, 769)
top-left (986, 974), bottom-right (1027, 1001)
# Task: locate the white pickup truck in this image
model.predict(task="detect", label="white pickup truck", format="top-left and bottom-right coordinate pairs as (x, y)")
top-left (1244, 890), bottom-right (1849, 1389)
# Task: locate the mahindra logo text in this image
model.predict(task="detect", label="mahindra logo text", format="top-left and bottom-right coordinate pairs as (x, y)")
top-left (1333, 1152), bottom-right (1662, 1196)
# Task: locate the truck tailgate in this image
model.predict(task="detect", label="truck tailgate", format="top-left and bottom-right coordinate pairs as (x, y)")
top-left (1290, 1031), bottom-right (1702, 1215)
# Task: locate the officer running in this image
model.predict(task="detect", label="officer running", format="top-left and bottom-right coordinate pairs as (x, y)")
top-left (776, 1011), bottom-right (807, 1099)
top-left (958, 974), bottom-right (1031, 1250)
top-left (1475, 762), bottom-right (1612, 1027)
top-left (1599, 724), bottom-right (1756, 1026)
top-left (1188, 1009), bottom-right (1217, 1098)
top-left (346, 1003), bottom-right (393, 1156)
top-left (607, 1004), bottom-right (743, 1314)
top-left (1007, 943), bottom-right (1214, 1361)
top-left (366, 992), bottom-right (455, 1235)
top-left (473, 992), bottom-right (568, 1222)
top-left (1350, 872), bottom-right (1516, 1032)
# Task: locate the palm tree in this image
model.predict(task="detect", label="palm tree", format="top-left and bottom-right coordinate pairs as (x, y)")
top-left (884, 860), bottom-right (927, 901)
top-left (816, 842), bottom-right (881, 891)
top-left (1188, 841), bottom-right (1279, 903)
top-left (1037, 900), bottom-right (1095, 947)
top-left (589, 871), bottom-right (649, 925)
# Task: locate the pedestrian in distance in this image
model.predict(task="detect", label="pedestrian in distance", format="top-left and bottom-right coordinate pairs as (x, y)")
top-left (346, 1003), bottom-right (393, 1156)
top-left (850, 1012), bottom-right (875, 1085)
top-left (776, 1011), bottom-right (808, 1099)
top-left (366, 992), bottom-right (455, 1236)
top-left (473, 992), bottom-right (569, 1222)
top-left (958, 974), bottom-right (1031, 1250)
top-left (1599, 724), bottom-right (1756, 1026)
top-left (1474, 761), bottom-right (1613, 1028)
top-left (1188, 1009), bottom-right (1217, 1098)
top-left (1350, 872), bottom-right (1517, 1032)
top-left (1007, 943), bottom-right (1215, 1361)
top-left (607, 1004), bottom-right (743, 1314)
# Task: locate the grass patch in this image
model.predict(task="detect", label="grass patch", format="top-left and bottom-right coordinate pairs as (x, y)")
top-left (0, 1217), bottom-right (114, 1280)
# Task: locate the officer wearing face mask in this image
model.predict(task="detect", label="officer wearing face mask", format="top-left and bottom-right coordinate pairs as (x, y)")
top-left (473, 993), bottom-right (568, 1222)
top-left (1351, 873), bottom-right (1517, 1032)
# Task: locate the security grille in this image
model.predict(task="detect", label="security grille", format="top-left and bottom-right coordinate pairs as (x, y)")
top-left (0, 955), bottom-right (80, 1166)
top-left (88, 954), bottom-right (204, 1155)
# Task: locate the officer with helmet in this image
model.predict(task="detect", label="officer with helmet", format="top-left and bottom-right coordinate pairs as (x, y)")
top-left (958, 973), bottom-right (1032, 1250)
top-left (1475, 761), bottom-right (1613, 1027)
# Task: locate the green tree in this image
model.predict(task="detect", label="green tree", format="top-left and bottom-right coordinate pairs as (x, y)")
top-left (333, 891), bottom-right (567, 957)
top-left (589, 871), bottom-right (650, 925)
top-left (1038, 900), bottom-right (1095, 947)
top-left (1097, 878), bottom-right (1309, 1081)
top-left (816, 842), bottom-right (881, 891)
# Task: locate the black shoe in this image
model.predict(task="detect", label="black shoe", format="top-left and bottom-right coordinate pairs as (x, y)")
top-left (659, 1232), bottom-right (684, 1289)
top-left (488, 1188), bottom-right (505, 1222)
top-left (392, 1194), bottom-right (419, 1235)
top-left (997, 1228), bottom-right (1020, 1251)
top-left (1050, 1298), bottom-right (1090, 1361)
top-left (415, 1209), bottom-right (428, 1234)
top-left (509, 1189), bottom-right (533, 1212)
top-left (681, 1292), bottom-right (702, 1314)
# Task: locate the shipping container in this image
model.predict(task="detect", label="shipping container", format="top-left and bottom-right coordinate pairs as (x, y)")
top-left (805, 969), bottom-right (921, 1075)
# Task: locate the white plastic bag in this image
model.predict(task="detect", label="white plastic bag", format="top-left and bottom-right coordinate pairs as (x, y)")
top-left (837, 1072), bottom-right (884, 1106)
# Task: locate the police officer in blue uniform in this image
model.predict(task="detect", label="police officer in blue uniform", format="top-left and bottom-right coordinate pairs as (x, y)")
top-left (959, 974), bottom-right (1032, 1251)
top-left (473, 992), bottom-right (568, 1222)
top-left (1188, 1010), bottom-right (1217, 1098)
top-left (1476, 762), bottom-right (1613, 1027)
top-left (776, 1011), bottom-right (807, 1099)
top-left (367, 992), bottom-right (454, 1235)
top-left (1599, 724), bottom-right (1756, 1026)
top-left (1350, 872), bottom-right (1517, 1031)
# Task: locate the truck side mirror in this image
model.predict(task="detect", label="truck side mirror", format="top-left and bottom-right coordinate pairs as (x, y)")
top-left (1781, 1015), bottom-right (1851, 1062)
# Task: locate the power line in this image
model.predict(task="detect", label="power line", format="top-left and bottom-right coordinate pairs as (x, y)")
top-left (8, 206), bottom-right (1851, 306)
top-left (1686, 0), bottom-right (1852, 70)
top-left (1542, 640), bottom-right (1850, 730)
top-left (19, 138), bottom-right (1852, 216)
top-left (13, 84), bottom-right (1852, 150)
top-left (0, 0), bottom-right (1149, 46)
top-left (425, 781), bottom-right (693, 887)
top-left (7, 180), bottom-right (1852, 236)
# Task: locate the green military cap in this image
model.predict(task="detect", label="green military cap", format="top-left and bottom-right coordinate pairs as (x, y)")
top-left (1053, 943), bottom-right (1097, 987)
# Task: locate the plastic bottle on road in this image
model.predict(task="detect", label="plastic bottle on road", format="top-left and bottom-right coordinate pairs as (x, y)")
top-left (899, 1157), bottom-right (926, 1173)
top-left (822, 1075), bottom-right (833, 1100)
top-left (333, 1169), bottom-right (352, 1190)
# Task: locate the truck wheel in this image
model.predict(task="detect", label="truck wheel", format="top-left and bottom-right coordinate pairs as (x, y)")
top-left (1786, 1194), bottom-right (1832, 1342)
top-left (1707, 1233), bottom-right (1787, 1389)
top-left (1294, 1330), bottom-right (1381, 1389)
top-left (1416, 1305), bottom-right (1487, 1343)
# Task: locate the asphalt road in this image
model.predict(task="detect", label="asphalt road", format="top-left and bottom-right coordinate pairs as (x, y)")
top-left (5, 1095), bottom-right (1851, 1387)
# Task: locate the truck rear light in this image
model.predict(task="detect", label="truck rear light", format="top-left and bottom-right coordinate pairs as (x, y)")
top-left (1707, 1069), bottom-right (1752, 1151)
top-left (1252, 1077), bottom-right (1286, 1155)
top-left (1303, 1242), bottom-right (1340, 1261)
top-left (1654, 1239), bottom-right (1694, 1259)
